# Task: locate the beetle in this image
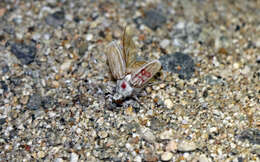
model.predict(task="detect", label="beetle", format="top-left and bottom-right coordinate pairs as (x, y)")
top-left (106, 27), bottom-right (161, 103)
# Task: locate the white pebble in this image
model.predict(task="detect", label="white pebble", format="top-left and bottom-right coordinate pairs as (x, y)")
top-left (98, 131), bottom-right (108, 139)
top-left (16, 32), bottom-right (23, 39)
top-left (60, 59), bottom-right (72, 72)
top-left (32, 33), bottom-right (41, 40)
top-left (160, 129), bottom-right (174, 140)
top-left (43, 33), bottom-right (51, 40)
top-left (255, 38), bottom-right (260, 48)
top-left (164, 99), bottom-right (173, 109)
top-left (161, 152), bottom-right (173, 161)
top-left (125, 143), bottom-right (133, 151)
top-left (198, 154), bottom-right (211, 162)
top-left (233, 62), bottom-right (240, 69)
top-left (134, 155), bottom-right (142, 162)
top-left (70, 152), bottom-right (79, 162)
top-left (160, 39), bottom-right (170, 48)
top-left (65, 14), bottom-right (73, 21)
top-left (76, 128), bottom-right (82, 134)
top-left (37, 151), bottom-right (45, 158)
top-left (55, 158), bottom-right (64, 162)
top-left (166, 140), bottom-right (177, 152)
top-left (86, 34), bottom-right (93, 41)
top-left (48, 111), bottom-right (56, 118)
top-left (209, 127), bottom-right (217, 133)
top-left (141, 128), bottom-right (156, 143)
top-left (46, 0), bottom-right (57, 4)
top-left (177, 140), bottom-right (197, 152)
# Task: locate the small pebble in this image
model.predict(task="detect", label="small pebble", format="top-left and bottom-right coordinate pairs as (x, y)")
top-left (144, 153), bottom-right (158, 162)
top-left (159, 52), bottom-right (195, 79)
top-left (27, 94), bottom-right (42, 110)
top-left (134, 155), bottom-right (142, 162)
top-left (32, 33), bottom-right (41, 40)
top-left (166, 140), bottom-right (177, 152)
top-left (46, 10), bottom-right (65, 27)
top-left (239, 129), bottom-right (260, 145)
top-left (164, 99), bottom-right (173, 109)
top-left (160, 39), bottom-right (170, 49)
top-left (55, 158), bottom-right (64, 162)
top-left (161, 151), bottom-right (173, 161)
top-left (141, 10), bottom-right (166, 30)
top-left (160, 129), bottom-right (174, 140)
top-left (233, 62), bottom-right (240, 69)
top-left (177, 140), bottom-right (197, 152)
top-left (60, 59), bottom-right (72, 73)
top-left (141, 128), bottom-right (156, 143)
top-left (98, 131), bottom-right (108, 139)
top-left (10, 42), bottom-right (36, 65)
top-left (255, 38), bottom-right (260, 48)
top-left (0, 118), bottom-right (6, 125)
top-left (0, 8), bottom-right (6, 17)
top-left (86, 34), bottom-right (93, 41)
top-left (43, 33), bottom-right (51, 40)
top-left (257, 56), bottom-right (260, 64)
top-left (252, 146), bottom-right (260, 156)
top-left (70, 152), bottom-right (79, 162)
top-left (198, 154), bottom-right (211, 162)
top-left (37, 151), bottom-right (45, 159)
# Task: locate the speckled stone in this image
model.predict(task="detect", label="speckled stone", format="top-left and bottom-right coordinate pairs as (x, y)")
top-left (141, 10), bottom-right (166, 30)
top-left (27, 94), bottom-right (42, 110)
top-left (238, 129), bottom-right (260, 145)
top-left (159, 52), bottom-right (195, 79)
top-left (45, 10), bottom-right (65, 27)
top-left (10, 42), bottom-right (36, 65)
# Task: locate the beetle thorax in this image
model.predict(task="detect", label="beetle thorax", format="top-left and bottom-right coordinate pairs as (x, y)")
top-left (113, 74), bottom-right (134, 101)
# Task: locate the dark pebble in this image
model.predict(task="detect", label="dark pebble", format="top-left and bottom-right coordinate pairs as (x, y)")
top-left (0, 81), bottom-right (8, 92)
top-left (0, 118), bottom-right (6, 125)
top-left (10, 42), bottom-right (36, 65)
top-left (27, 94), bottom-right (42, 110)
top-left (42, 96), bottom-right (55, 109)
top-left (45, 10), bottom-right (65, 27)
top-left (1, 65), bottom-right (9, 74)
top-left (9, 77), bottom-right (22, 86)
top-left (73, 16), bottom-right (81, 23)
top-left (78, 43), bottom-right (88, 56)
top-left (238, 128), bottom-right (260, 145)
top-left (0, 35), bottom-right (5, 41)
top-left (27, 26), bottom-right (35, 32)
top-left (3, 27), bottom-right (15, 35)
top-left (257, 57), bottom-right (260, 64)
top-left (159, 52), bottom-right (195, 79)
top-left (237, 157), bottom-right (243, 162)
top-left (141, 10), bottom-right (166, 30)
top-left (0, 60), bottom-right (10, 74)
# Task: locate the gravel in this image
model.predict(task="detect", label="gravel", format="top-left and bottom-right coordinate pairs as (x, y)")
top-left (141, 10), bottom-right (167, 30)
top-left (0, 0), bottom-right (259, 161)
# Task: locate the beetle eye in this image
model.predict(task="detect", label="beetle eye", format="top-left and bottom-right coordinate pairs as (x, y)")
top-left (121, 82), bottom-right (127, 89)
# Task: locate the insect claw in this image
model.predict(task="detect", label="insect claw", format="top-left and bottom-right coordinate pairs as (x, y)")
top-left (138, 90), bottom-right (147, 97)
